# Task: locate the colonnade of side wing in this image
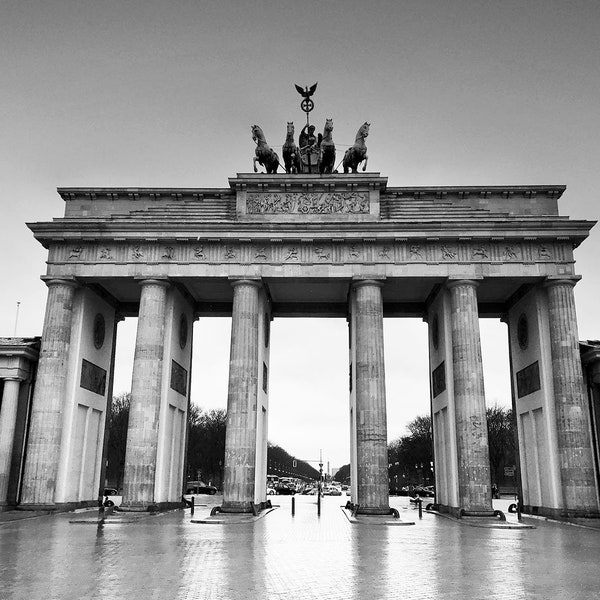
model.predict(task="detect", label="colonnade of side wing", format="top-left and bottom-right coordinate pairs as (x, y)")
top-left (506, 278), bottom-right (599, 517)
top-left (427, 279), bottom-right (494, 516)
top-left (20, 279), bottom-right (117, 508)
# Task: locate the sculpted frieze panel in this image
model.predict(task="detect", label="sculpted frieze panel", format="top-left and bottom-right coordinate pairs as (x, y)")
top-left (52, 240), bottom-right (565, 268)
top-left (246, 192), bottom-right (369, 214)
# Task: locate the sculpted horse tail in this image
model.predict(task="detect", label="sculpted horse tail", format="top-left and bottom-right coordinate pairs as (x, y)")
top-left (342, 121), bottom-right (370, 173)
top-left (251, 124), bottom-right (280, 174)
top-left (318, 118), bottom-right (336, 174)
top-left (282, 122), bottom-right (302, 174)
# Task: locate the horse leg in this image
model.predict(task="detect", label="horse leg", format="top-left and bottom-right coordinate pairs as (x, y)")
top-left (253, 156), bottom-right (259, 173)
top-left (362, 154), bottom-right (368, 172)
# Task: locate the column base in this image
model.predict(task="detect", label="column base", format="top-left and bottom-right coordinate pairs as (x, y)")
top-left (119, 501), bottom-right (183, 513)
top-left (356, 505), bottom-right (393, 516)
top-left (17, 500), bottom-right (98, 512)
top-left (522, 504), bottom-right (600, 520)
top-left (218, 500), bottom-right (271, 515)
top-left (430, 503), bottom-right (505, 520)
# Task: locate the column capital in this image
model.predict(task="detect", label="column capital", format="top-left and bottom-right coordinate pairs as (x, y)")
top-left (543, 276), bottom-right (581, 289)
top-left (446, 278), bottom-right (481, 290)
top-left (351, 277), bottom-right (385, 290)
top-left (40, 276), bottom-right (79, 289)
top-left (2, 376), bottom-right (23, 383)
top-left (229, 278), bottom-right (262, 290)
top-left (135, 277), bottom-right (170, 289)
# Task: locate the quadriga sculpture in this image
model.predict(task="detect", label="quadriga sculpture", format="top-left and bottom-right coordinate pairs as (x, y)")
top-left (282, 122), bottom-right (302, 174)
top-left (318, 118), bottom-right (336, 174)
top-left (342, 122), bottom-right (369, 173)
top-left (251, 125), bottom-right (279, 174)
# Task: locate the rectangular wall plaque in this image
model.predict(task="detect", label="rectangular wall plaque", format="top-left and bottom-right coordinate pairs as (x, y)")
top-left (262, 362), bottom-right (268, 394)
top-left (432, 361), bottom-right (446, 398)
top-left (80, 359), bottom-right (107, 396)
top-left (170, 360), bottom-right (188, 396)
top-left (516, 361), bottom-right (541, 398)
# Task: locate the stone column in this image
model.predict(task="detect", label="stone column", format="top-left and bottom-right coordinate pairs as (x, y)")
top-left (545, 278), bottom-right (599, 513)
top-left (121, 279), bottom-right (169, 510)
top-left (447, 279), bottom-right (493, 513)
top-left (222, 279), bottom-right (261, 513)
top-left (0, 378), bottom-right (22, 507)
top-left (20, 278), bottom-right (78, 508)
top-left (353, 279), bottom-right (390, 515)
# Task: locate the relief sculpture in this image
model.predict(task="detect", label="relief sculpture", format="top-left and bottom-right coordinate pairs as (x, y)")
top-left (247, 192), bottom-right (369, 214)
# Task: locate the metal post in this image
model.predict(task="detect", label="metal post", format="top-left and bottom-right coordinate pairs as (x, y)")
top-left (291, 496), bottom-right (295, 516)
top-left (418, 497), bottom-right (423, 519)
top-left (318, 449), bottom-right (323, 517)
top-left (191, 496), bottom-right (195, 516)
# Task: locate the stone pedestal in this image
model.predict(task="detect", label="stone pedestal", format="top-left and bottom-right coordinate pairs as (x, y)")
top-left (545, 279), bottom-right (599, 514)
top-left (222, 279), bottom-right (261, 513)
top-left (20, 279), bottom-right (78, 508)
top-left (352, 279), bottom-right (390, 515)
top-left (0, 378), bottom-right (22, 508)
top-left (447, 279), bottom-right (493, 513)
top-left (121, 279), bottom-right (169, 510)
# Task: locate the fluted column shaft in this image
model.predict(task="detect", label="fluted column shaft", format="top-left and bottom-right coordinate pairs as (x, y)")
top-left (354, 280), bottom-right (390, 514)
top-left (122, 279), bottom-right (169, 509)
top-left (222, 280), bottom-right (261, 512)
top-left (546, 279), bottom-right (599, 511)
top-left (0, 378), bottom-right (22, 506)
top-left (448, 279), bottom-right (493, 512)
top-left (20, 278), bottom-right (78, 507)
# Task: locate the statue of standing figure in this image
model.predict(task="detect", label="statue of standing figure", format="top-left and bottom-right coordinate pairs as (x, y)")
top-left (299, 124), bottom-right (320, 173)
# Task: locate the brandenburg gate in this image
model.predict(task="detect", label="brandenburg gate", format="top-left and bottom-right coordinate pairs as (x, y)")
top-left (11, 168), bottom-right (598, 520)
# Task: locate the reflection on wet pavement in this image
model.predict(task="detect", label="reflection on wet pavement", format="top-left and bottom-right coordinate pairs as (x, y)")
top-left (1, 495), bottom-right (599, 599)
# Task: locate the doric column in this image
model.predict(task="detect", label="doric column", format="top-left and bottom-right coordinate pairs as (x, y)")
top-left (0, 378), bottom-right (22, 507)
top-left (353, 279), bottom-right (390, 515)
top-left (222, 279), bottom-right (261, 513)
top-left (121, 279), bottom-right (169, 510)
top-left (545, 278), bottom-right (599, 512)
top-left (447, 279), bottom-right (493, 513)
top-left (20, 278), bottom-right (78, 507)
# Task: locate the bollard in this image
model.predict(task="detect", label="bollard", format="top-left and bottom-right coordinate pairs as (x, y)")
top-left (191, 496), bottom-right (195, 516)
top-left (317, 491), bottom-right (321, 517)
top-left (418, 497), bottom-right (423, 519)
top-left (292, 496), bottom-right (295, 516)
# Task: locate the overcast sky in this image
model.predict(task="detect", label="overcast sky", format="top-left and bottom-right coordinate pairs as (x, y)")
top-left (1, 0), bottom-right (599, 471)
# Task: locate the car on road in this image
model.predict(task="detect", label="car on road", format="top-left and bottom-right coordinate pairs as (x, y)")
top-left (185, 481), bottom-right (218, 496)
top-left (275, 483), bottom-right (295, 495)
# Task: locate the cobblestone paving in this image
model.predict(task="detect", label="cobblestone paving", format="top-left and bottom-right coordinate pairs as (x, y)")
top-left (1, 495), bottom-right (600, 600)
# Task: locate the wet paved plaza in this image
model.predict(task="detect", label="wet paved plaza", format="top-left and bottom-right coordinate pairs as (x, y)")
top-left (1, 495), bottom-right (600, 600)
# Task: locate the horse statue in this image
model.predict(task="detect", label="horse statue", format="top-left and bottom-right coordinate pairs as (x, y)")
top-left (342, 122), bottom-right (369, 173)
top-left (251, 124), bottom-right (279, 174)
top-left (282, 122), bottom-right (302, 174)
top-left (318, 118), bottom-right (336, 174)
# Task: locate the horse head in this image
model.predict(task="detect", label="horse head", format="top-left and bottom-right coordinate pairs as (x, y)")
top-left (286, 121), bottom-right (295, 135)
top-left (323, 118), bottom-right (334, 135)
top-left (251, 124), bottom-right (265, 144)
top-left (355, 121), bottom-right (370, 142)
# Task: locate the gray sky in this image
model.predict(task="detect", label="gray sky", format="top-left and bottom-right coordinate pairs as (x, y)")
top-left (2, 0), bottom-right (599, 470)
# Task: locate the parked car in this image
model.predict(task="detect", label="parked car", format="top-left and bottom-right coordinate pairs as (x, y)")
top-left (267, 486), bottom-right (277, 495)
top-left (185, 481), bottom-right (218, 496)
top-left (276, 483), bottom-right (295, 495)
